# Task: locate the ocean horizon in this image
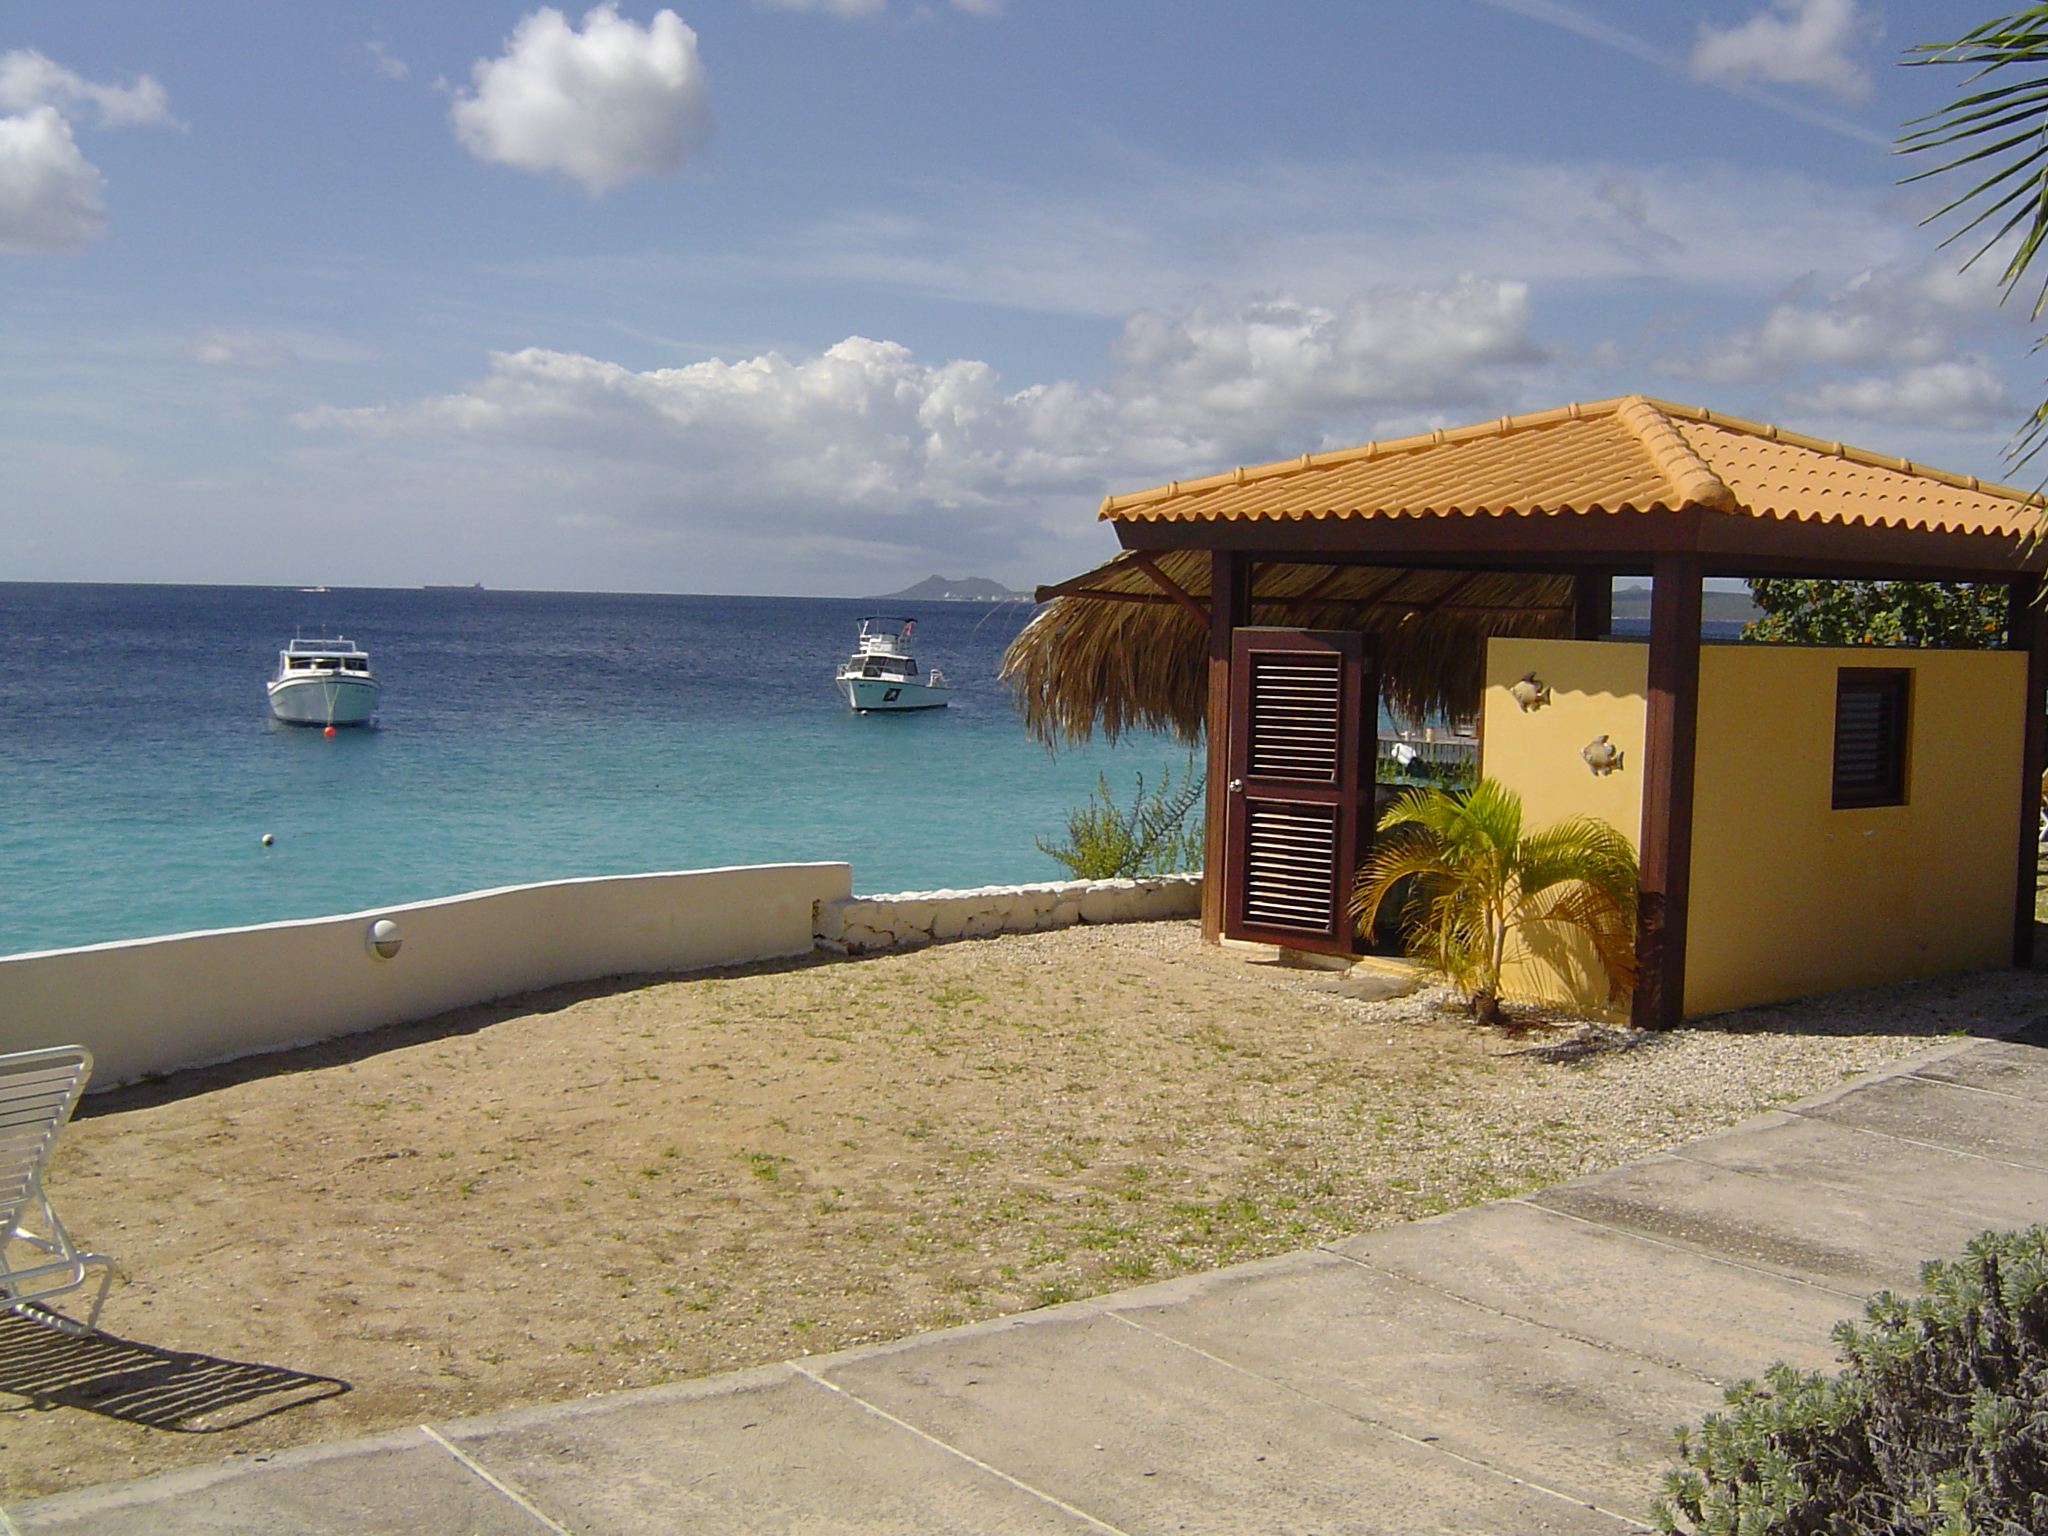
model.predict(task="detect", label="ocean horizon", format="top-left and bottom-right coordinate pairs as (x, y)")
top-left (0, 581), bottom-right (1193, 959)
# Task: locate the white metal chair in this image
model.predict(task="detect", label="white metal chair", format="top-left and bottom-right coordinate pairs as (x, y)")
top-left (1, 1046), bottom-right (113, 1331)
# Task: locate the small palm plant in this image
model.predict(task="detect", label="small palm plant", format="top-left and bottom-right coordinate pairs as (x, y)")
top-left (1350, 778), bottom-right (1638, 1026)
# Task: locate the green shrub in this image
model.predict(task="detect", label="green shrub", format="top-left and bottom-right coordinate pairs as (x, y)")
top-left (1377, 754), bottom-right (1477, 793)
top-left (1037, 757), bottom-right (1205, 879)
top-left (1654, 1227), bottom-right (2048, 1536)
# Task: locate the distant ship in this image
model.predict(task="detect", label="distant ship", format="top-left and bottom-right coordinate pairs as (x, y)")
top-left (424, 583), bottom-right (485, 591)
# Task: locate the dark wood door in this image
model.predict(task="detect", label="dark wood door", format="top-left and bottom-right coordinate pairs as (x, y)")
top-left (1223, 628), bottom-right (1376, 954)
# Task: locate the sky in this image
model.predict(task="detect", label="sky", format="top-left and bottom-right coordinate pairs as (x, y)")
top-left (2, 0), bottom-right (2041, 597)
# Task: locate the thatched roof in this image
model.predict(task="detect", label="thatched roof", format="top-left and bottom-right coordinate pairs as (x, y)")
top-left (1002, 549), bottom-right (1572, 745)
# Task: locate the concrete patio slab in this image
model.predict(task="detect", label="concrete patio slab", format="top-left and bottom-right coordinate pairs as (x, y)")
top-left (1527, 1150), bottom-right (2020, 1294)
top-left (1329, 1202), bottom-right (1855, 1379)
top-left (7, 1429), bottom-right (557, 1536)
top-left (813, 1302), bottom-right (1634, 1536)
top-left (1801, 1073), bottom-right (2048, 1169)
top-left (1088, 1247), bottom-right (1716, 1516)
top-left (438, 1363), bottom-right (1105, 1536)
top-left (1909, 1039), bottom-right (2048, 1101)
top-left (1669, 1111), bottom-right (2048, 1230)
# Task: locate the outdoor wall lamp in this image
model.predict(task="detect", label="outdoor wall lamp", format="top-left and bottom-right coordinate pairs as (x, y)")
top-left (366, 918), bottom-right (404, 960)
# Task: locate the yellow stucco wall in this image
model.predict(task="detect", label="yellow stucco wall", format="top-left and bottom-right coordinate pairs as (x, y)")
top-left (1477, 636), bottom-right (2026, 1018)
top-left (1480, 639), bottom-right (1648, 1013)
top-left (1686, 645), bottom-right (2024, 1015)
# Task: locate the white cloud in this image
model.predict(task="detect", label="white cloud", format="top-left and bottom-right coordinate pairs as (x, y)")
top-left (749, 0), bottom-right (1000, 14)
top-left (450, 4), bottom-right (712, 194)
top-left (191, 330), bottom-right (301, 370)
top-left (295, 281), bottom-right (1545, 570)
top-left (366, 40), bottom-right (412, 83)
top-left (1669, 259), bottom-right (2009, 384)
top-left (1690, 0), bottom-right (1873, 105)
top-left (0, 106), bottom-right (106, 254)
top-left (1474, 0), bottom-right (1882, 143)
top-left (752, 0), bottom-right (887, 16)
top-left (750, 154), bottom-right (1914, 321)
top-left (0, 51), bottom-right (176, 255)
top-left (0, 48), bottom-right (175, 128)
top-left (1109, 283), bottom-right (1543, 443)
top-left (1791, 358), bottom-right (2014, 432)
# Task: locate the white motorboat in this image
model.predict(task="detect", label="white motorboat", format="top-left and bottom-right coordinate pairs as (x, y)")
top-left (267, 637), bottom-right (381, 726)
top-left (835, 617), bottom-right (950, 712)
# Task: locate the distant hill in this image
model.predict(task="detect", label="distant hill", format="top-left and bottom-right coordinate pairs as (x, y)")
top-left (865, 574), bottom-right (1033, 602)
top-left (1612, 583), bottom-right (1760, 627)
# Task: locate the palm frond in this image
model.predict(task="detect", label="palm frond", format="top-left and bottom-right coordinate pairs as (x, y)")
top-left (1349, 826), bottom-right (1457, 933)
top-left (1901, 10), bottom-right (2048, 314)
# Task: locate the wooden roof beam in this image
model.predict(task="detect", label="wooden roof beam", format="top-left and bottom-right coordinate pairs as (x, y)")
top-left (1128, 551), bottom-right (1212, 626)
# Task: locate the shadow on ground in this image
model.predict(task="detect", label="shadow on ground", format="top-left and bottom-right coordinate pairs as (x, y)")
top-left (0, 1308), bottom-right (348, 1432)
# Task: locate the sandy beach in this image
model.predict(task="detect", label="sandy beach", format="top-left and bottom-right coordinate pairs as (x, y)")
top-left (6, 919), bottom-right (2042, 1501)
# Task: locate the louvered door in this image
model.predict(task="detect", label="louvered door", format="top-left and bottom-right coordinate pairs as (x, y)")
top-left (1223, 629), bottom-right (1375, 954)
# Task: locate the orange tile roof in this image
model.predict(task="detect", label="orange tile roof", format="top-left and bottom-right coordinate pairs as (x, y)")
top-left (1102, 396), bottom-right (2042, 538)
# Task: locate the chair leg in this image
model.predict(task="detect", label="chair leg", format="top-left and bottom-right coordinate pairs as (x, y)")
top-left (75, 1252), bottom-right (113, 1331)
top-left (1, 1252), bottom-right (115, 1334)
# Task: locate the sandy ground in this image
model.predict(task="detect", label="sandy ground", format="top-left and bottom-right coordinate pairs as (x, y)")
top-left (6, 919), bottom-right (2044, 1501)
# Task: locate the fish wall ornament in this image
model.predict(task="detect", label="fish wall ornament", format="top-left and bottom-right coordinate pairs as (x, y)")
top-left (1509, 672), bottom-right (1551, 712)
top-left (1581, 735), bottom-right (1623, 775)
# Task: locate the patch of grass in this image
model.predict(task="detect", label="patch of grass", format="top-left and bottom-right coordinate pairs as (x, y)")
top-left (740, 1150), bottom-right (789, 1183)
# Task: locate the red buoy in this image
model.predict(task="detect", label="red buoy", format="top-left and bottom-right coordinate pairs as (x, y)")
top-left (324, 725), bottom-right (336, 737)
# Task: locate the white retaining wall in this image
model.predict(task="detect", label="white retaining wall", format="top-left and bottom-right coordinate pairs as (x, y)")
top-left (817, 873), bottom-right (1201, 953)
top-left (0, 863), bottom-right (852, 1086)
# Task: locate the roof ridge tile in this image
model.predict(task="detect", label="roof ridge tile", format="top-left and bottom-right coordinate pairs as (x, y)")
top-left (1614, 396), bottom-right (1737, 512)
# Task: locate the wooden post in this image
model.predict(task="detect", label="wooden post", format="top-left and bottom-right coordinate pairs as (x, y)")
top-left (1633, 553), bottom-right (1702, 1030)
top-left (1202, 551), bottom-right (1253, 942)
top-left (2009, 575), bottom-right (2046, 966)
top-left (1572, 570), bottom-right (1612, 641)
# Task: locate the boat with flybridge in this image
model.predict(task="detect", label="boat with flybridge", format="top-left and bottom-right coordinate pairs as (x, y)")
top-left (835, 617), bottom-right (950, 712)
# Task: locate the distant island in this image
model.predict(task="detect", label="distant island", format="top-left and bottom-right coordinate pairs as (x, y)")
top-left (1612, 583), bottom-right (1760, 626)
top-left (864, 574), bottom-right (1033, 602)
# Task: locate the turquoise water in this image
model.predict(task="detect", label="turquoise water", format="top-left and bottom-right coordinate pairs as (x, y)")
top-left (0, 584), bottom-right (1194, 957)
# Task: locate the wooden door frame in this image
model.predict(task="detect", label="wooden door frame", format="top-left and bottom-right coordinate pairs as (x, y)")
top-left (1201, 552), bottom-right (1252, 942)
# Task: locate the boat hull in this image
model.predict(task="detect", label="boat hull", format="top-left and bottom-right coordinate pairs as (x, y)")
top-left (267, 674), bottom-right (381, 726)
top-left (837, 675), bottom-right (949, 712)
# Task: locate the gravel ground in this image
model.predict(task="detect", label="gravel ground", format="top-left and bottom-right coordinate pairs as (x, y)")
top-left (5, 919), bottom-right (2042, 1500)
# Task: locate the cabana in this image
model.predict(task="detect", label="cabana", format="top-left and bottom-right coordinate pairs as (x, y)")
top-left (1005, 396), bottom-right (2048, 1029)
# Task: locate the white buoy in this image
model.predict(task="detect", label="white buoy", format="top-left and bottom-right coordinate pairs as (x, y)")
top-left (261, 833), bottom-right (275, 846)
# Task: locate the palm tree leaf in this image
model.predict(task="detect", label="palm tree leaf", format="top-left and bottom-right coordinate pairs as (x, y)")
top-left (1901, 9), bottom-right (2048, 328)
top-left (1525, 883), bottom-right (1638, 999)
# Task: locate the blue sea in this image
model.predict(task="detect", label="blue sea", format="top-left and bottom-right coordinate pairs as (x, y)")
top-left (0, 583), bottom-right (1194, 959)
